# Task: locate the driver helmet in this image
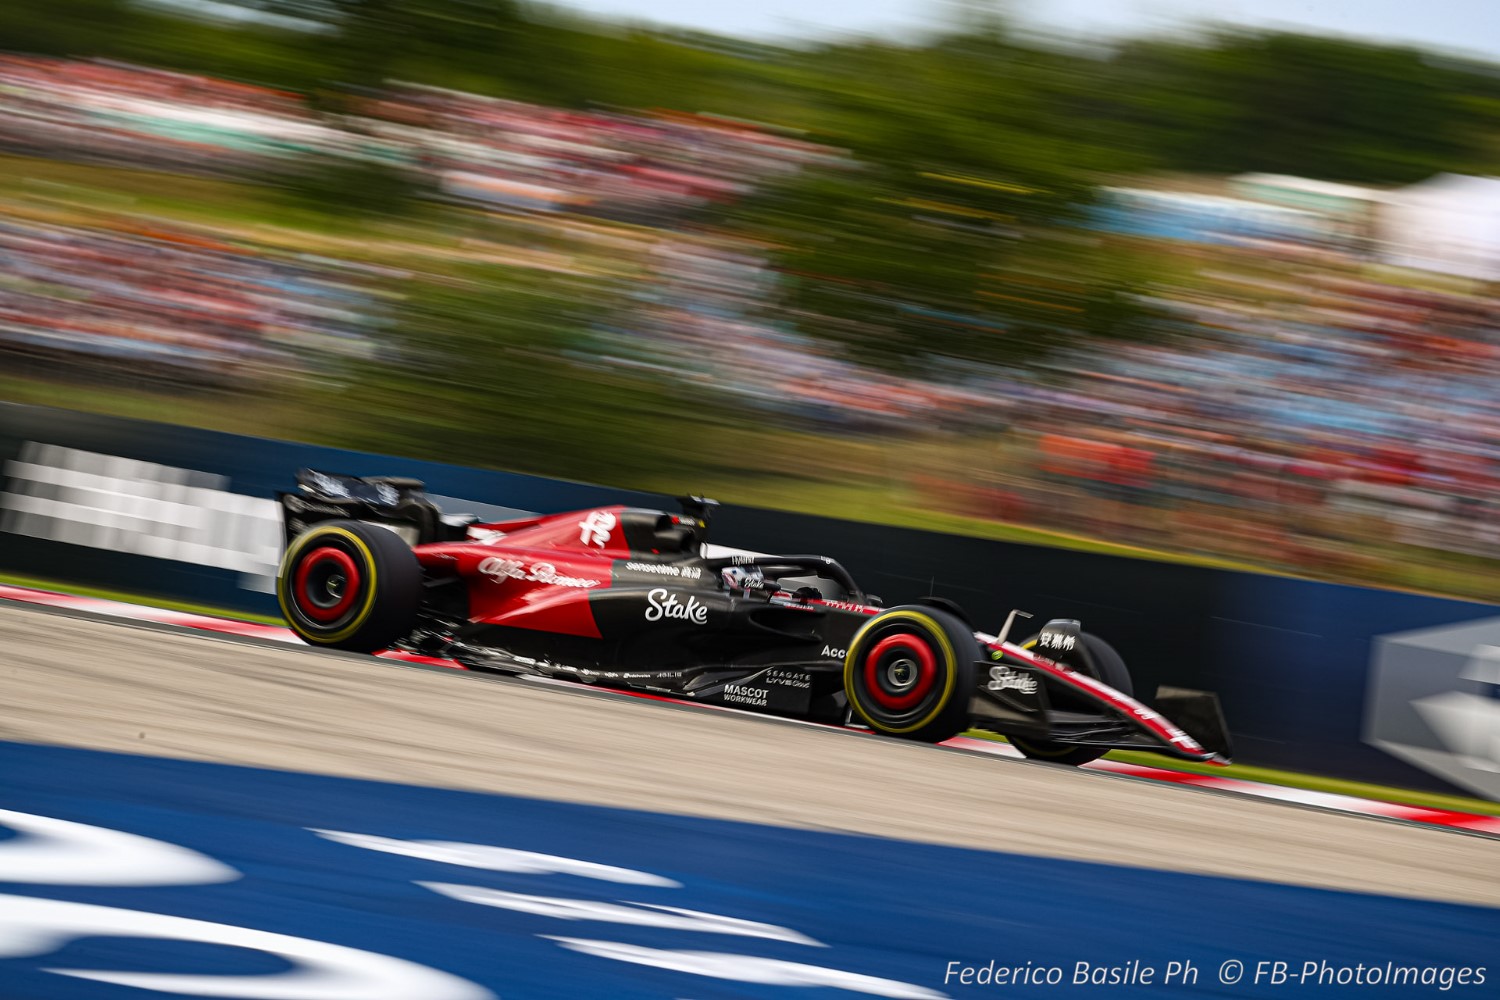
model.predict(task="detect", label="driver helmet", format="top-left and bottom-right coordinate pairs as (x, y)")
top-left (720, 565), bottom-right (766, 594)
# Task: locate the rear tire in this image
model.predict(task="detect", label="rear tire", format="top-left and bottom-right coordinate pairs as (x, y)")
top-left (278, 519), bottom-right (422, 653)
top-left (1009, 632), bottom-right (1132, 766)
top-left (844, 606), bottom-right (977, 743)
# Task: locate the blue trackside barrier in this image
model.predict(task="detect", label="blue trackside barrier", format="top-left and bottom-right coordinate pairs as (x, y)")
top-left (2, 740), bottom-right (1496, 999)
top-left (1, 401), bottom-right (1497, 797)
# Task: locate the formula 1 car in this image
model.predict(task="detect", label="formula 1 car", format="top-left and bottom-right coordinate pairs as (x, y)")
top-left (276, 469), bottom-right (1232, 765)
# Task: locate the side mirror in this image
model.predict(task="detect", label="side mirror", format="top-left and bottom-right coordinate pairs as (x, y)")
top-left (865, 594), bottom-right (885, 607)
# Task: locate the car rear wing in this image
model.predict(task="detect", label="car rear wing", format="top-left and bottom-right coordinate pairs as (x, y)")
top-left (277, 468), bottom-right (471, 549)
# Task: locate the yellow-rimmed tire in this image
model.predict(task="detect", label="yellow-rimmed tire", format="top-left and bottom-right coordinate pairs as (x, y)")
top-left (844, 606), bottom-right (978, 743)
top-left (277, 519), bottom-right (422, 653)
top-left (1009, 632), bottom-right (1132, 766)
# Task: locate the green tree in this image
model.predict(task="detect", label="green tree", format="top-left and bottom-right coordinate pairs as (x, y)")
top-left (736, 32), bottom-right (1127, 369)
top-left (332, 272), bottom-right (729, 483)
top-left (1105, 31), bottom-right (1483, 182)
top-left (233, 0), bottom-right (522, 92)
top-left (0, 0), bottom-right (137, 58)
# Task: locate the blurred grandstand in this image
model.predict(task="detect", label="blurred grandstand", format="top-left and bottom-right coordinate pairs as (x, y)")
top-left (0, 57), bottom-right (338, 175)
top-left (0, 216), bottom-right (391, 385)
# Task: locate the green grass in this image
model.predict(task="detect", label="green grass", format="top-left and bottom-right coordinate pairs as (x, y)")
top-left (650, 470), bottom-right (1290, 574)
top-left (0, 153), bottom-right (617, 280)
top-left (0, 371), bottom-right (369, 447)
top-left (964, 731), bottom-right (1500, 817)
top-left (0, 153), bottom-right (386, 240)
top-left (0, 572), bottom-right (284, 626)
top-left (1107, 752), bottom-right (1500, 817)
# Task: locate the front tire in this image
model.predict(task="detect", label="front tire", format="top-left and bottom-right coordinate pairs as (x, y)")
top-left (844, 606), bottom-right (977, 743)
top-left (1009, 632), bottom-right (1132, 766)
top-left (278, 519), bottom-right (422, 652)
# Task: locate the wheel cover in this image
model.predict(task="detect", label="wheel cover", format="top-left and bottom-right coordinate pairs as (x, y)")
top-left (843, 609), bottom-right (962, 735)
top-left (293, 546), bottom-right (360, 623)
top-left (862, 633), bottom-right (937, 711)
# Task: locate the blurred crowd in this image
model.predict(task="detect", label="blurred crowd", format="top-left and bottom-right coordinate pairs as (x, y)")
top-left (0, 57), bottom-right (841, 221)
top-left (936, 266), bottom-right (1500, 573)
top-left (0, 218), bottom-right (385, 384)
top-left (595, 234), bottom-right (1008, 431)
top-left (0, 57), bottom-right (339, 175)
top-left (367, 85), bottom-right (843, 221)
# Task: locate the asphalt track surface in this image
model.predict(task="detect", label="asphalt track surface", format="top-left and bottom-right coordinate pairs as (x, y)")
top-left (2, 600), bottom-right (1497, 909)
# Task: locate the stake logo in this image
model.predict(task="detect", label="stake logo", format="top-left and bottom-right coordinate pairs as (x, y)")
top-left (645, 588), bottom-right (709, 625)
top-left (987, 665), bottom-right (1039, 695)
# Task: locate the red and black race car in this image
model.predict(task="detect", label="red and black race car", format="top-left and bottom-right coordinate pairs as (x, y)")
top-left (276, 469), bottom-right (1232, 766)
